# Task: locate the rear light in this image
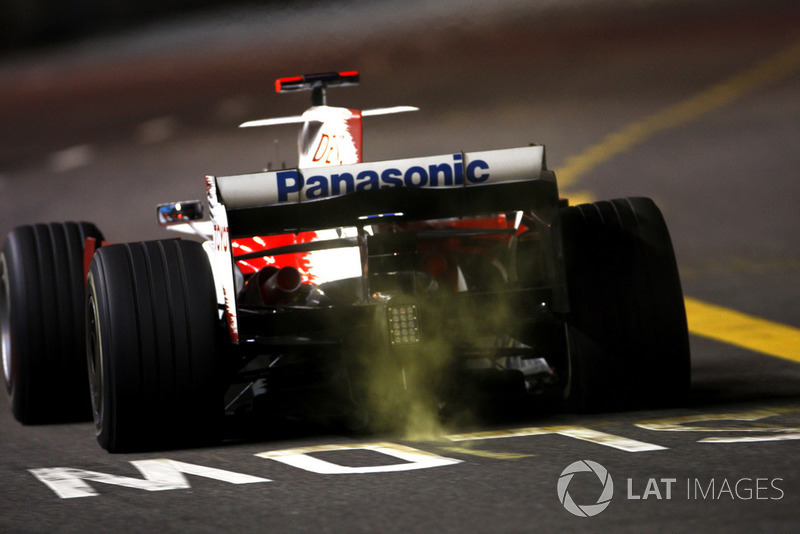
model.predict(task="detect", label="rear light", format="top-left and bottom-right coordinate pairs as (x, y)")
top-left (387, 304), bottom-right (421, 345)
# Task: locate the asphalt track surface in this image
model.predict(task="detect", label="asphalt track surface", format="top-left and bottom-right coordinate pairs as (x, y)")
top-left (1, 0), bottom-right (800, 532)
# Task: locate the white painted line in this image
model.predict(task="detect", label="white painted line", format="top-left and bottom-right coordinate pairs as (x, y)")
top-left (447, 425), bottom-right (666, 452)
top-left (700, 433), bottom-right (800, 444)
top-left (48, 144), bottom-right (95, 172)
top-left (637, 408), bottom-right (800, 444)
top-left (30, 459), bottom-right (271, 499)
top-left (256, 442), bottom-right (462, 474)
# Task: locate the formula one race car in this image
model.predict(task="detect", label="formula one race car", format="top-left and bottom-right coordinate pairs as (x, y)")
top-left (1, 72), bottom-right (690, 452)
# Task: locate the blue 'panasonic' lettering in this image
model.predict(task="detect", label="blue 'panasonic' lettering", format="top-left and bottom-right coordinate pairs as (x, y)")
top-left (467, 159), bottom-right (490, 183)
top-left (277, 154), bottom-right (489, 202)
top-left (277, 170), bottom-right (302, 202)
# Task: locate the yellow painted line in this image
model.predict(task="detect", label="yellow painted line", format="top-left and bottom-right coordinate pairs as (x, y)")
top-left (560, 189), bottom-right (596, 206)
top-left (550, 40), bottom-right (800, 363)
top-left (685, 297), bottom-right (800, 363)
top-left (439, 446), bottom-right (533, 460)
top-left (554, 39), bottom-right (800, 187)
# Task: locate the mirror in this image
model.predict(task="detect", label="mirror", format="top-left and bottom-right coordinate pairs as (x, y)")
top-left (156, 200), bottom-right (204, 225)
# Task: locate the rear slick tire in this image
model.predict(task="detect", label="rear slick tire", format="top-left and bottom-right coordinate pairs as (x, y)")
top-left (86, 239), bottom-right (222, 452)
top-left (560, 197), bottom-right (690, 411)
top-left (1, 222), bottom-right (104, 424)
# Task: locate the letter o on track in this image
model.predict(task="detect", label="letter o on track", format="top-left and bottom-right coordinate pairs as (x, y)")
top-left (256, 443), bottom-right (461, 474)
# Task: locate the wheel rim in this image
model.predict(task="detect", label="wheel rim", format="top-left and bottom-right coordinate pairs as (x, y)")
top-left (86, 284), bottom-right (104, 434)
top-left (1, 254), bottom-right (12, 387)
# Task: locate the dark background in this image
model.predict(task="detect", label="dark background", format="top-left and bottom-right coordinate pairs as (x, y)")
top-left (0, 0), bottom-right (280, 51)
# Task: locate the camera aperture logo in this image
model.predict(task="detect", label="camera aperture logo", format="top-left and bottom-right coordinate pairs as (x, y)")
top-left (557, 460), bottom-right (614, 517)
top-left (557, 460), bottom-right (786, 518)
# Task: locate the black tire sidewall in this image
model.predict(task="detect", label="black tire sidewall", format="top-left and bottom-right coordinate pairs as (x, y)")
top-left (2, 222), bottom-right (103, 423)
top-left (560, 198), bottom-right (690, 411)
top-left (87, 239), bottom-right (222, 452)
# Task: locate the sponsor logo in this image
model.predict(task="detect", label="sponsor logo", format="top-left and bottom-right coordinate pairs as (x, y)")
top-left (214, 146), bottom-right (544, 209)
top-left (213, 224), bottom-right (230, 253)
top-left (277, 153), bottom-right (490, 202)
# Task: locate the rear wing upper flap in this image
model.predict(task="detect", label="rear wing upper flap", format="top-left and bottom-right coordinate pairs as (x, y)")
top-left (212, 146), bottom-right (556, 237)
top-left (276, 71), bottom-right (360, 106)
top-left (276, 71), bottom-right (360, 93)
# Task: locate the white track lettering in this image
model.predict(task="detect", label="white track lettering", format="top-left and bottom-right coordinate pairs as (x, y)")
top-left (447, 425), bottom-right (666, 452)
top-left (30, 459), bottom-right (270, 499)
top-left (256, 442), bottom-right (462, 474)
top-left (636, 408), bottom-right (800, 443)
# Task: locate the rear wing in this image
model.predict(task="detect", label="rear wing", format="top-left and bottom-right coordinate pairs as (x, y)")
top-left (239, 70), bottom-right (416, 130)
top-left (238, 70), bottom-right (417, 167)
top-left (205, 145), bottom-right (559, 343)
top-left (210, 146), bottom-right (557, 237)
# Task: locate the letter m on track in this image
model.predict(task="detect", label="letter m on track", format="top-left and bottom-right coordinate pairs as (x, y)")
top-left (30, 460), bottom-right (270, 499)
